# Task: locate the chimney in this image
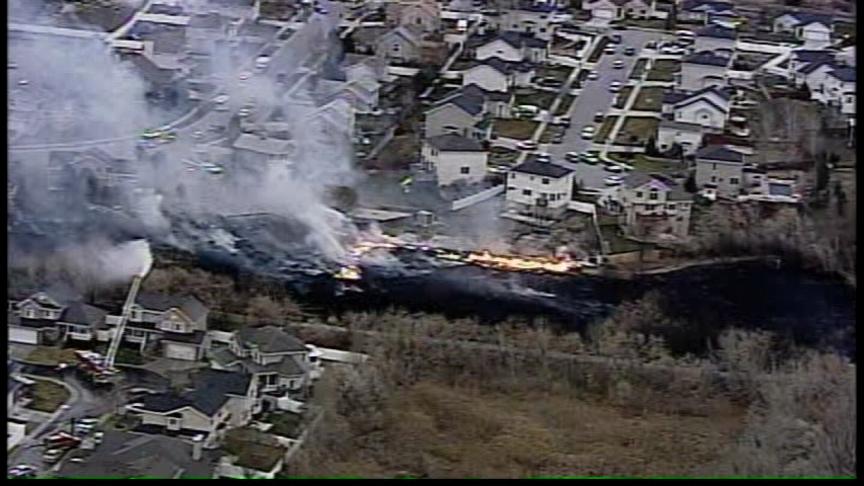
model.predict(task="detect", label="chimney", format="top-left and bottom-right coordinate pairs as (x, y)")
top-left (192, 434), bottom-right (204, 461)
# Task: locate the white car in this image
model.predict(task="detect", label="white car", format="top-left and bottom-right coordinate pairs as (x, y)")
top-left (586, 70), bottom-right (599, 81)
top-left (516, 140), bottom-right (538, 150)
top-left (565, 151), bottom-right (580, 161)
top-left (213, 94), bottom-right (229, 104)
top-left (604, 47), bottom-right (616, 55)
top-left (17, 79), bottom-right (29, 86)
top-left (580, 126), bottom-right (596, 140)
top-left (239, 71), bottom-right (252, 80)
top-left (8, 465), bottom-right (36, 478)
top-left (193, 130), bottom-right (204, 140)
top-left (605, 175), bottom-right (624, 186)
top-left (660, 46), bottom-right (684, 55)
top-left (608, 81), bottom-right (622, 93)
top-left (613, 60), bottom-right (625, 69)
top-left (535, 152), bottom-right (552, 162)
top-left (605, 164), bottom-right (625, 173)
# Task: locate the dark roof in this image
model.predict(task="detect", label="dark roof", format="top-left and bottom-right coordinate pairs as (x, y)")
top-left (496, 31), bottom-right (547, 49)
top-left (663, 91), bottom-right (691, 105)
top-left (511, 161), bottom-right (574, 178)
top-left (797, 60), bottom-right (836, 74)
top-left (683, 0), bottom-right (734, 13)
top-left (696, 145), bottom-right (745, 163)
top-left (60, 303), bottom-right (108, 329)
top-left (433, 93), bottom-right (484, 116)
top-left (236, 326), bottom-right (307, 354)
top-left (161, 330), bottom-right (207, 345)
top-left (784, 12), bottom-right (833, 26)
top-left (675, 95), bottom-right (727, 113)
top-left (792, 50), bottom-right (835, 63)
top-left (134, 369), bottom-right (251, 416)
top-left (684, 51), bottom-right (730, 67)
top-left (623, 172), bottom-right (658, 189)
top-left (462, 84), bottom-right (512, 102)
top-left (697, 24), bottom-right (736, 39)
top-left (426, 134), bottom-right (485, 152)
top-left (829, 67), bottom-right (855, 82)
top-left (135, 293), bottom-right (208, 322)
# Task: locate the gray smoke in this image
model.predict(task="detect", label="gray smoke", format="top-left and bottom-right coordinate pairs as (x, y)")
top-left (8, 0), bottom-right (360, 289)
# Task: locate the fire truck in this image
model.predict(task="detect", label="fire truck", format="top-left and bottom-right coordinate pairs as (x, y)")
top-left (74, 351), bottom-right (119, 385)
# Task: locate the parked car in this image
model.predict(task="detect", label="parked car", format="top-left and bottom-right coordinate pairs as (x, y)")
top-left (605, 163), bottom-right (625, 173)
top-left (610, 34), bottom-right (622, 45)
top-left (580, 126), bottom-right (596, 140)
top-left (608, 81), bottom-right (623, 92)
top-left (624, 47), bottom-right (636, 56)
top-left (565, 151), bottom-right (580, 162)
top-left (580, 152), bottom-right (600, 165)
top-left (8, 465), bottom-right (37, 478)
top-left (516, 140), bottom-right (538, 150)
top-left (551, 135), bottom-right (564, 144)
top-left (586, 70), bottom-right (599, 81)
top-left (604, 46), bottom-right (617, 55)
top-left (604, 175), bottom-right (624, 186)
top-left (594, 111), bottom-right (605, 122)
top-left (613, 60), bottom-right (625, 69)
top-left (535, 152), bottom-right (552, 162)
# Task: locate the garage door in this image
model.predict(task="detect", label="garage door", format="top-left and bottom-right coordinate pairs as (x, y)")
top-left (9, 327), bottom-right (39, 345)
top-left (594, 8), bottom-right (616, 20)
top-left (163, 342), bottom-right (198, 361)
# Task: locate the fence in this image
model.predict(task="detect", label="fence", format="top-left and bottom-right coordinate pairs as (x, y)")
top-left (450, 185), bottom-right (505, 211)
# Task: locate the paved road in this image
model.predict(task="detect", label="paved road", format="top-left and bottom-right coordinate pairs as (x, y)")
top-left (544, 29), bottom-right (672, 190)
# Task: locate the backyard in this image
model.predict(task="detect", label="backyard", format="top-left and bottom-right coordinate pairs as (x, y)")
top-left (645, 59), bottom-right (680, 82)
top-left (224, 427), bottom-right (286, 473)
top-left (28, 378), bottom-right (70, 413)
top-left (614, 117), bottom-right (660, 146)
top-left (632, 87), bottom-right (665, 112)
top-left (594, 116), bottom-right (619, 143)
top-left (494, 119), bottom-right (540, 140)
top-left (489, 146), bottom-right (520, 167)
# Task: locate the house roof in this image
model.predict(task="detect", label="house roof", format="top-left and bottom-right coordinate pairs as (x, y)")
top-left (461, 84), bottom-right (512, 102)
top-left (135, 369), bottom-right (251, 416)
top-left (792, 49), bottom-right (835, 64)
top-left (829, 67), bottom-right (855, 82)
top-left (675, 95), bottom-right (728, 113)
top-left (475, 57), bottom-right (535, 75)
top-left (135, 293), bottom-right (208, 322)
top-left (432, 92), bottom-right (485, 116)
top-left (511, 161), bottom-right (574, 178)
top-left (784, 12), bottom-right (833, 27)
top-left (682, 0), bottom-right (734, 13)
top-left (663, 90), bottom-right (691, 105)
top-left (495, 31), bottom-right (547, 50)
top-left (624, 172), bottom-right (665, 189)
top-left (60, 303), bottom-right (108, 329)
top-left (696, 24), bottom-right (736, 39)
top-left (797, 59), bottom-right (836, 74)
top-left (426, 134), bottom-right (485, 152)
top-left (696, 145), bottom-right (745, 163)
top-left (56, 431), bottom-right (219, 479)
top-left (379, 25), bottom-right (422, 47)
top-left (683, 51), bottom-right (730, 67)
top-left (236, 325), bottom-right (307, 354)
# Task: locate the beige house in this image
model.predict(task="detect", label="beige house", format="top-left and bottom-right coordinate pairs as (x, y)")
top-left (505, 160), bottom-right (575, 219)
top-left (694, 145), bottom-right (747, 198)
top-left (386, 0), bottom-right (441, 34)
top-left (421, 134), bottom-right (489, 187)
top-left (121, 293), bottom-right (211, 361)
top-left (615, 172), bottom-right (693, 240)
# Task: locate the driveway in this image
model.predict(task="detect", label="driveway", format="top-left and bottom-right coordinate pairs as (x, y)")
top-left (543, 29), bottom-right (673, 190)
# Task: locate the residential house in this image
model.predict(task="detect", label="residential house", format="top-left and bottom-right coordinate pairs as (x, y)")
top-left (679, 0), bottom-right (736, 25)
top-left (656, 119), bottom-right (705, 155)
top-left (679, 51), bottom-right (731, 91)
top-left (121, 293), bottom-right (211, 361)
top-left (668, 86), bottom-right (732, 130)
top-left (342, 53), bottom-right (388, 83)
top-left (822, 67), bottom-right (855, 115)
top-left (424, 91), bottom-right (491, 139)
top-left (55, 303), bottom-right (109, 344)
top-left (233, 133), bottom-right (294, 168)
top-left (494, 2), bottom-right (557, 41)
top-left (583, 0), bottom-right (655, 20)
top-left (8, 291), bottom-right (70, 345)
top-left (462, 84), bottom-right (515, 118)
top-left (475, 31), bottom-right (548, 63)
top-left (375, 26), bottom-right (424, 63)
top-left (421, 134), bottom-right (489, 186)
top-left (505, 160), bottom-right (575, 218)
top-left (385, 0), bottom-right (442, 34)
top-left (773, 13), bottom-right (834, 44)
top-left (57, 430), bottom-right (220, 479)
top-left (210, 326), bottom-right (315, 403)
top-left (694, 145), bottom-right (746, 198)
top-left (125, 369), bottom-right (260, 447)
top-left (615, 172), bottom-right (693, 240)
top-left (462, 57), bottom-right (536, 92)
top-left (788, 49), bottom-right (836, 82)
top-left (694, 24), bottom-right (736, 52)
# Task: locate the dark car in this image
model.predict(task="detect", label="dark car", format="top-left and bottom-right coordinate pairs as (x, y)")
top-left (624, 47), bottom-right (636, 56)
top-left (610, 34), bottom-right (622, 44)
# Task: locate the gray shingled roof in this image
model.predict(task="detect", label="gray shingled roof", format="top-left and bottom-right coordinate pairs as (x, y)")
top-left (136, 293), bottom-right (208, 322)
top-left (797, 60), bottom-right (836, 74)
top-left (60, 303), bottom-right (108, 329)
top-left (462, 84), bottom-right (512, 102)
top-left (135, 369), bottom-right (251, 416)
top-left (496, 31), bottom-right (547, 50)
top-left (434, 92), bottom-right (485, 116)
top-left (829, 67), bottom-right (855, 82)
top-left (696, 145), bottom-right (745, 163)
top-left (426, 134), bottom-right (485, 152)
top-left (511, 161), bottom-right (573, 178)
top-left (697, 24), bottom-right (736, 39)
top-left (792, 49), bottom-right (836, 64)
top-left (236, 325), bottom-right (307, 354)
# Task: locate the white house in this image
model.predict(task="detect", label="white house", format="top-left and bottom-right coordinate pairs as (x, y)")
top-left (788, 50), bottom-right (837, 82)
top-left (656, 119), bottom-right (705, 155)
top-left (505, 160), bottom-right (575, 218)
top-left (375, 26), bottom-right (423, 63)
top-left (823, 67), bottom-right (855, 115)
top-left (672, 88), bottom-right (731, 130)
top-left (421, 134), bottom-right (489, 187)
top-left (424, 91), bottom-right (489, 139)
top-left (694, 145), bottom-right (747, 198)
top-left (494, 3), bottom-right (557, 41)
top-left (773, 13), bottom-right (833, 44)
top-left (679, 51), bottom-right (731, 91)
top-left (679, 0), bottom-right (736, 24)
top-left (462, 57), bottom-right (535, 92)
top-left (583, 0), bottom-right (655, 21)
top-left (475, 31), bottom-right (548, 63)
top-left (122, 293), bottom-right (211, 361)
top-left (614, 172), bottom-right (693, 240)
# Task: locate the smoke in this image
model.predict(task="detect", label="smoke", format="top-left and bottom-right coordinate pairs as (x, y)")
top-left (8, 0), bottom-right (361, 291)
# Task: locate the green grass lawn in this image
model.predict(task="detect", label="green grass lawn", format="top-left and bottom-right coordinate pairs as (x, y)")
top-left (631, 87), bottom-right (665, 112)
top-left (29, 379), bottom-right (71, 413)
top-left (554, 94), bottom-right (576, 116)
top-left (629, 58), bottom-right (648, 80)
top-left (25, 347), bottom-right (79, 366)
top-left (515, 90), bottom-right (558, 110)
top-left (645, 59), bottom-right (680, 82)
top-left (493, 119), bottom-right (540, 140)
top-left (539, 125), bottom-right (566, 143)
top-left (608, 153), bottom-right (684, 173)
top-left (613, 86), bottom-right (633, 109)
top-left (614, 117), bottom-right (659, 146)
top-left (594, 116), bottom-right (619, 143)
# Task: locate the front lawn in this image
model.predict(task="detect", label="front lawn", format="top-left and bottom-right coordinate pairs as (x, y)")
top-left (613, 86), bottom-right (633, 109)
top-left (25, 347), bottom-right (79, 366)
top-left (514, 89), bottom-right (558, 110)
top-left (629, 58), bottom-right (648, 80)
top-left (493, 119), bottom-right (540, 140)
top-left (539, 125), bottom-right (566, 143)
top-left (489, 146), bottom-right (519, 166)
top-left (28, 379), bottom-right (70, 413)
top-left (594, 116), bottom-right (619, 143)
top-left (614, 117), bottom-right (659, 146)
top-left (632, 87), bottom-right (665, 112)
top-left (607, 153), bottom-right (684, 174)
top-left (554, 94), bottom-right (576, 116)
top-left (536, 65), bottom-right (572, 82)
top-left (645, 59), bottom-right (680, 82)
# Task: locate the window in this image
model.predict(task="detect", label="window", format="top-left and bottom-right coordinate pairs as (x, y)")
top-left (649, 190), bottom-right (658, 200)
top-left (712, 163), bottom-right (717, 170)
top-left (167, 417), bottom-right (181, 430)
top-left (460, 167), bottom-right (470, 174)
top-left (646, 204), bottom-right (657, 211)
top-left (540, 28), bottom-right (547, 33)
top-left (541, 178), bottom-right (549, 185)
top-left (729, 177), bottom-right (739, 185)
top-left (636, 191), bottom-right (643, 198)
top-left (710, 176), bottom-right (717, 182)
top-left (667, 203), bottom-right (676, 210)
top-left (416, 18), bottom-right (422, 25)
top-left (522, 189), bottom-right (532, 196)
top-left (392, 43), bottom-right (400, 52)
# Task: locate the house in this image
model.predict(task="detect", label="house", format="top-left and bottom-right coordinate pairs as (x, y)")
top-left (475, 31), bottom-right (548, 63)
top-left (462, 57), bottom-right (536, 92)
top-left (669, 86), bottom-right (732, 130)
top-left (425, 90), bottom-right (491, 139)
top-left (656, 119), bottom-right (705, 155)
top-left (505, 160), bottom-right (575, 218)
top-left (233, 133), bottom-right (294, 167)
top-left (773, 13), bottom-right (833, 43)
top-left (121, 293), bottom-right (211, 361)
top-left (615, 172), bottom-right (693, 240)
top-left (679, 51), bottom-right (731, 91)
top-left (385, 0), bottom-right (441, 34)
top-left (693, 24), bottom-right (736, 52)
top-left (788, 49), bottom-right (836, 82)
top-left (57, 430), bottom-right (220, 479)
top-left (679, 0), bottom-right (736, 25)
top-left (822, 67), bottom-right (855, 114)
top-left (209, 326), bottom-right (316, 404)
top-left (125, 369), bottom-right (260, 446)
top-left (421, 134), bottom-right (489, 187)
top-left (494, 3), bottom-right (556, 41)
top-left (8, 291), bottom-right (72, 345)
top-left (342, 53), bottom-right (388, 83)
top-left (55, 303), bottom-right (109, 343)
top-left (583, 0), bottom-right (655, 21)
top-left (375, 26), bottom-right (423, 63)
top-left (462, 84), bottom-right (515, 118)
top-left (694, 145), bottom-right (746, 198)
